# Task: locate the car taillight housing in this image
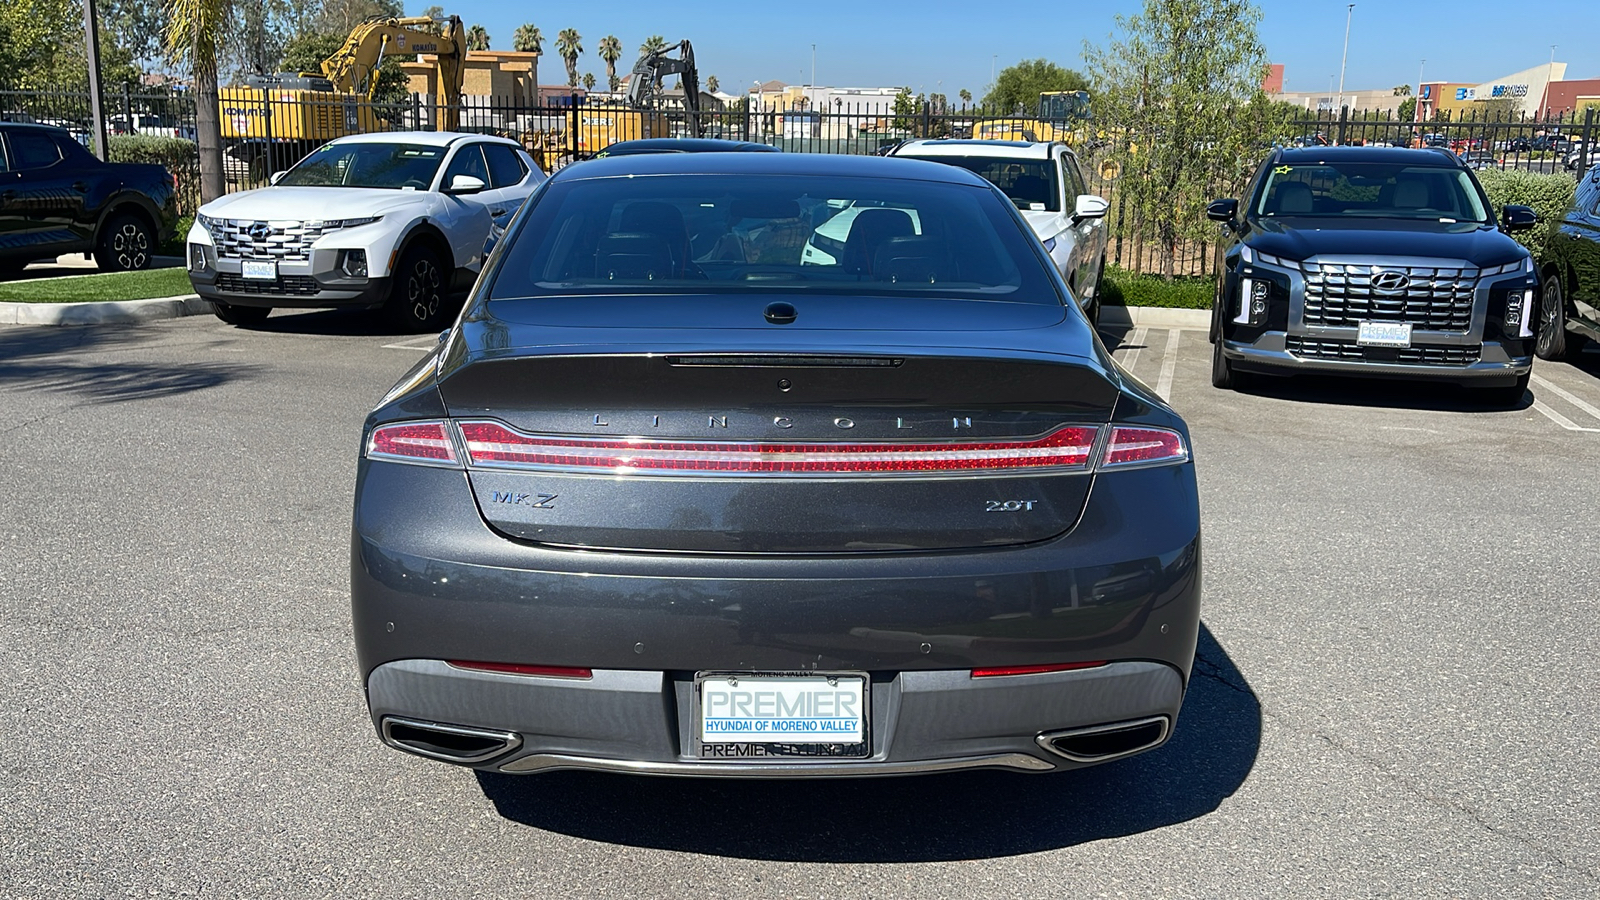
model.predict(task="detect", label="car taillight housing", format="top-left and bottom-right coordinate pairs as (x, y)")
top-left (364, 421), bottom-right (1188, 474)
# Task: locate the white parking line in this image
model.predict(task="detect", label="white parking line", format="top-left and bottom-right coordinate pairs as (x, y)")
top-left (1156, 329), bottom-right (1181, 400)
top-left (382, 337), bottom-right (438, 351)
top-left (1115, 326), bottom-right (1149, 376)
top-left (1532, 373), bottom-right (1600, 424)
top-left (1532, 401), bottom-right (1600, 432)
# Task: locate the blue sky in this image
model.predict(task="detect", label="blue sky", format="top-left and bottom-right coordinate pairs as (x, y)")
top-left (415, 0), bottom-right (1597, 97)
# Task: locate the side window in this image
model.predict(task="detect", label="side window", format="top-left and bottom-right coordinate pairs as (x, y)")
top-left (441, 144), bottom-right (489, 187)
top-left (0, 136), bottom-right (9, 172)
top-left (1059, 155), bottom-right (1087, 198)
top-left (8, 132), bottom-right (62, 170)
top-left (483, 143), bottom-right (528, 188)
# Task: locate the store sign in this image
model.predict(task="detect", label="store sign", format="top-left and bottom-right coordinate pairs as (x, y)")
top-left (1488, 84), bottom-right (1530, 99)
top-left (1456, 88), bottom-right (1476, 101)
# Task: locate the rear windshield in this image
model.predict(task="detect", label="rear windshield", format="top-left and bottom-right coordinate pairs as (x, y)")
top-left (1255, 162), bottom-right (1492, 223)
top-left (487, 174), bottom-right (1059, 302)
top-left (896, 155), bottom-right (1059, 211)
top-left (278, 142), bottom-right (446, 189)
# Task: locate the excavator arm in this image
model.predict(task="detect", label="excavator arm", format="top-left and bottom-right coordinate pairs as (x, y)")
top-left (624, 40), bottom-right (700, 137)
top-left (321, 15), bottom-right (467, 131)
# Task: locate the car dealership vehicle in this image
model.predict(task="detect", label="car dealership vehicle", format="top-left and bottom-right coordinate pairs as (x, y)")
top-left (1536, 164), bottom-right (1600, 361)
top-left (351, 153), bottom-right (1201, 777)
top-left (889, 139), bottom-right (1109, 323)
top-left (1206, 146), bottom-right (1539, 406)
top-left (186, 131), bottom-right (544, 330)
top-left (0, 122), bottom-right (177, 276)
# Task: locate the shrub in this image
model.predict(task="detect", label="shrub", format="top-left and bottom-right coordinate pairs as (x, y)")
top-left (1476, 168), bottom-right (1575, 261)
top-left (1098, 265), bottom-right (1213, 309)
top-left (105, 135), bottom-right (201, 214)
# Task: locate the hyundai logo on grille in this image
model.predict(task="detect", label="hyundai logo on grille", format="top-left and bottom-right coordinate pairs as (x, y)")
top-left (1371, 269), bottom-right (1410, 294)
top-left (247, 222), bottom-right (273, 241)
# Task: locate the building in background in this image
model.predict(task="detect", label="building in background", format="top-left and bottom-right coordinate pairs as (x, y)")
top-left (1419, 63), bottom-right (1565, 119)
top-left (1542, 77), bottom-right (1600, 116)
top-left (403, 49), bottom-right (539, 126)
top-left (1262, 64), bottom-right (1284, 94)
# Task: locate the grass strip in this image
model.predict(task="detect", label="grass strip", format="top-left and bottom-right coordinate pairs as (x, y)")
top-left (0, 267), bottom-right (194, 304)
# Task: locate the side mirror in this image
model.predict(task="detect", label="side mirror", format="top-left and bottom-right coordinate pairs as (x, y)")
top-left (449, 174), bottom-right (486, 195)
top-left (1206, 198), bottom-right (1239, 224)
top-left (268, 171), bottom-right (285, 185)
top-left (1072, 194), bottom-right (1109, 221)
top-left (1502, 204), bottom-right (1538, 232)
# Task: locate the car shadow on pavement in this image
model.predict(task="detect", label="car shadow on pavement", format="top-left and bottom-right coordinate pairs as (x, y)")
top-left (0, 325), bottom-right (256, 402)
top-left (1234, 373), bottom-right (1533, 413)
top-left (243, 308), bottom-right (429, 338)
top-left (475, 624), bottom-right (1260, 862)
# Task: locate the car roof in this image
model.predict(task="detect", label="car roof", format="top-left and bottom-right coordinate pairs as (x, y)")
top-left (555, 151), bottom-right (998, 187)
top-left (1276, 146), bottom-right (1462, 167)
top-left (597, 138), bottom-right (780, 156)
top-left (329, 131), bottom-right (515, 148)
top-left (0, 121), bottom-right (73, 136)
top-left (895, 139), bottom-right (1064, 160)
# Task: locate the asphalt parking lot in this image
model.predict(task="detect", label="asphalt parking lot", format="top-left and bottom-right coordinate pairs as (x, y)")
top-left (3, 310), bottom-right (1599, 898)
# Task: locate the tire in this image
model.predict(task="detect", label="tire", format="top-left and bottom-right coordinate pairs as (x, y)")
top-left (95, 212), bottom-right (155, 272)
top-left (0, 258), bottom-right (28, 280)
top-left (1211, 334), bottom-right (1252, 390)
top-left (1535, 272), bottom-right (1588, 361)
top-left (1479, 371), bottom-right (1531, 408)
top-left (213, 302), bottom-right (271, 326)
top-left (384, 243), bottom-right (450, 333)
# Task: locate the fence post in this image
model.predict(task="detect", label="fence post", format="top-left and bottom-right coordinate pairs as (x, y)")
top-left (1336, 105), bottom-right (1349, 146)
top-left (569, 93), bottom-right (580, 162)
top-left (920, 100), bottom-right (930, 139)
top-left (120, 83), bottom-right (132, 131)
top-left (1582, 107), bottom-right (1596, 167)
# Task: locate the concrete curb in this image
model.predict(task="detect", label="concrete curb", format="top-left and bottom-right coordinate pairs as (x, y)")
top-left (1099, 305), bottom-right (1211, 328)
top-left (0, 295), bottom-right (211, 327)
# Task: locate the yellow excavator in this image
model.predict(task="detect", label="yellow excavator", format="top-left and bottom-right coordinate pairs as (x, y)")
top-left (527, 40), bottom-right (701, 171)
top-left (973, 90), bottom-right (1092, 144)
top-left (218, 15), bottom-right (467, 182)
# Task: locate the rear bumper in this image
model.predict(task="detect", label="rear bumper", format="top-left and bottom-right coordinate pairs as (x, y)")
top-left (368, 659), bottom-right (1185, 776)
top-left (1224, 332), bottom-right (1531, 385)
top-left (351, 459), bottom-right (1202, 775)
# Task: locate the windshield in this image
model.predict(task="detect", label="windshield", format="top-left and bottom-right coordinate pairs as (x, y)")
top-left (1255, 162), bottom-right (1491, 223)
top-left (277, 142), bottom-right (446, 189)
top-left (895, 156), bottom-right (1059, 212)
top-left (487, 174), bottom-right (1057, 302)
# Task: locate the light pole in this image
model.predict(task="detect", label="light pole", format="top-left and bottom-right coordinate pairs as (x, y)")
top-left (1336, 3), bottom-right (1354, 112)
top-left (991, 55), bottom-right (997, 85)
top-left (1415, 59), bottom-right (1425, 125)
top-left (811, 43), bottom-right (816, 87)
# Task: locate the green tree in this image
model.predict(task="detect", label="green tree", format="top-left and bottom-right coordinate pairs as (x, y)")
top-left (280, 31), bottom-right (344, 75)
top-left (419, 4), bottom-right (444, 18)
top-left (1397, 96), bottom-right (1417, 122)
top-left (1083, 0), bottom-right (1270, 277)
top-left (1392, 83), bottom-right (1411, 97)
top-left (513, 23), bottom-right (541, 53)
top-left (318, 0), bottom-right (402, 34)
top-left (983, 59), bottom-right (1089, 115)
top-left (556, 27), bottom-right (582, 88)
top-left (164, 0), bottom-right (227, 202)
top-left (959, 88), bottom-right (972, 105)
top-left (639, 35), bottom-right (668, 89)
top-left (892, 86), bottom-right (916, 133)
top-left (465, 23), bottom-right (489, 51)
top-left (706, 74), bottom-right (719, 94)
top-left (598, 34), bottom-right (622, 91)
top-left (227, 0), bottom-right (287, 77)
top-left (582, 71), bottom-right (595, 92)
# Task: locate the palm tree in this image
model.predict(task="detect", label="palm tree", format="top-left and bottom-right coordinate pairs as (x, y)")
top-left (959, 88), bottom-right (972, 106)
top-left (465, 24), bottom-right (490, 51)
top-left (706, 75), bottom-right (719, 94)
top-left (164, 0), bottom-right (226, 202)
top-left (582, 72), bottom-right (596, 92)
top-left (513, 24), bottom-right (543, 54)
top-left (598, 35), bottom-right (622, 92)
top-left (1392, 83), bottom-right (1412, 97)
top-left (556, 28), bottom-right (583, 88)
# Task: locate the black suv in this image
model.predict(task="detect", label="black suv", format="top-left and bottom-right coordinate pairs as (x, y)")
top-left (1537, 164), bottom-right (1600, 361)
top-left (1206, 146), bottom-right (1539, 405)
top-left (0, 123), bottom-right (177, 276)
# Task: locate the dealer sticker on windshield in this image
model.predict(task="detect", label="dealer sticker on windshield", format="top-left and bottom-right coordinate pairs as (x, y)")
top-left (1357, 321), bottom-right (1412, 348)
top-left (697, 673), bottom-right (867, 758)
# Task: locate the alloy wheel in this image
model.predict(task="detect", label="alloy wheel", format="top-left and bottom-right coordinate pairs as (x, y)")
top-left (112, 222), bottom-right (150, 270)
top-left (408, 258), bottom-right (442, 323)
top-left (1537, 275), bottom-right (1564, 359)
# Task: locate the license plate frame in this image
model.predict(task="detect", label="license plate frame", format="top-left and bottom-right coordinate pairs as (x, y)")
top-left (693, 671), bottom-right (870, 761)
top-left (240, 260), bottom-right (278, 281)
top-left (1356, 320), bottom-right (1412, 348)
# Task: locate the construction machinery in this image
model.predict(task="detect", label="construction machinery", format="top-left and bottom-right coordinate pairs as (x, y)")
top-left (528, 40), bottom-right (701, 170)
top-left (218, 15), bottom-right (467, 182)
top-left (974, 89), bottom-right (1092, 144)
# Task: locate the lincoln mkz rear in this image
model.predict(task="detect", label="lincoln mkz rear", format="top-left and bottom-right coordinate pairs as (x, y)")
top-left (351, 154), bottom-right (1201, 776)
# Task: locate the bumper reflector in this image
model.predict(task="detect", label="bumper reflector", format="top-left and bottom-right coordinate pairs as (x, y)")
top-left (972, 661), bottom-right (1108, 677)
top-left (456, 421), bottom-right (1099, 476)
top-left (447, 661), bottom-right (594, 679)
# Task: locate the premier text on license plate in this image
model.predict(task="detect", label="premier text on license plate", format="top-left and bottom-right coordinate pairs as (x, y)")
top-left (699, 675), bottom-right (865, 745)
top-left (1357, 321), bottom-right (1412, 348)
top-left (241, 260), bottom-right (277, 281)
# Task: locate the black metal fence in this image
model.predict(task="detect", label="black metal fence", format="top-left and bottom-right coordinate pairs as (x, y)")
top-left (5, 85), bottom-right (1595, 277)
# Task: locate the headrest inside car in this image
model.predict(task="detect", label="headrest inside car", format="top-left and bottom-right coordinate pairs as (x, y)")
top-left (730, 196), bottom-right (801, 220)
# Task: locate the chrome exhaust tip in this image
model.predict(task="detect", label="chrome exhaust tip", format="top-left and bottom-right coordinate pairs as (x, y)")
top-left (380, 716), bottom-right (522, 765)
top-left (1035, 716), bottom-right (1170, 764)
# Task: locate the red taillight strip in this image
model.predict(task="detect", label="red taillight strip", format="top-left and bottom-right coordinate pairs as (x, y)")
top-left (972, 661), bottom-right (1108, 677)
top-left (366, 420), bottom-right (460, 466)
top-left (456, 421), bottom-right (1098, 476)
top-left (447, 661), bottom-right (594, 679)
top-left (1101, 426), bottom-right (1188, 468)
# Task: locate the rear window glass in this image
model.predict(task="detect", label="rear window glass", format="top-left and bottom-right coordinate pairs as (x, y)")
top-left (487, 174), bottom-right (1058, 302)
top-left (897, 155), bottom-right (1060, 211)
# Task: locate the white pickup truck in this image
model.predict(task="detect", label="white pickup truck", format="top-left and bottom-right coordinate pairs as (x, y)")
top-left (186, 131), bottom-right (544, 331)
top-left (890, 139), bottom-right (1110, 322)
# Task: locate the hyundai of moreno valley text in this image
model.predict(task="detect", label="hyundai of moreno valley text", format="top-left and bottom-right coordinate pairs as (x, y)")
top-left (351, 153), bottom-right (1201, 776)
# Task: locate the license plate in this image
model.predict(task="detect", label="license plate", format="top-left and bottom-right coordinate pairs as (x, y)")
top-left (240, 260), bottom-right (277, 281)
top-left (1357, 321), bottom-right (1412, 348)
top-left (697, 673), bottom-right (868, 759)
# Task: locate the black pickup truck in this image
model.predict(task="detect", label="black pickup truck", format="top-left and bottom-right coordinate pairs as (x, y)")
top-left (0, 122), bottom-right (177, 276)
